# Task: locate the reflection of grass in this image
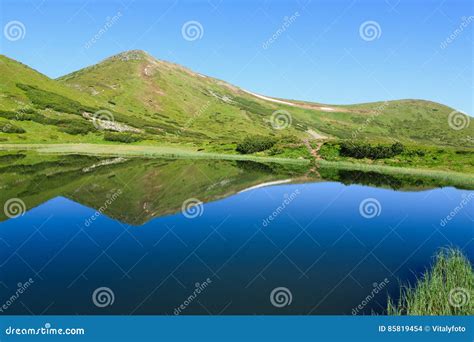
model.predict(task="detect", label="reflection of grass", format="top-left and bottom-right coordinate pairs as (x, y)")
top-left (317, 160), bottom-right (474, 189)
top-left (0, 151), bottom-right (302, 225)
top-left (388, 248), bottom-right (474, 315)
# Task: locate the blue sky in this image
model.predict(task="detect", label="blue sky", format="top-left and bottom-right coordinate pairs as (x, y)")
top-left (1, 0), bottom-right (472, 114)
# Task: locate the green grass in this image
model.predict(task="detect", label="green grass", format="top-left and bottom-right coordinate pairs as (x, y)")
top-left (320, 140), bottom-right (474, 174)
top-left (0, 143), bottom-right (310, 164)
top-left (388, 248), bottom-right (474, 315)
top-left (0, 143), bottom-right (474, 189)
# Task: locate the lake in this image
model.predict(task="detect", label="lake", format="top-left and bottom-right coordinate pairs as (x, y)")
top-left (0, 153), bottom-right (472, 314)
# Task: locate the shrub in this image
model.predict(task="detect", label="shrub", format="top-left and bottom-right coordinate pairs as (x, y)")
top-left (236, 136), bottom-right (276, 154)
top-left (104, 132), bottom-right (143, 143)
top-left (340, 141), bottom-right (405, 160)
top-left (59, 120), bottom-right (95, 135)
top-left (390, 142), bottom-right (405, 155)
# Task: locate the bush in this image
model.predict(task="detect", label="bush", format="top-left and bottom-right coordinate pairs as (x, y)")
top-left (104, 132), bottom-right (143, 143)
top-left (236, 136), bottom-right (276, 154)
top-left (390, 142), bottom-right (405, 155)
top-left (340, 141), bottom-right (405, 160)
top-left (59, 120), bottom-right (95, 135)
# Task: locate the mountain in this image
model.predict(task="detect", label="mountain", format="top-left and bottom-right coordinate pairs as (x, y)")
top-left (0, 50), bottom-right (473, 149)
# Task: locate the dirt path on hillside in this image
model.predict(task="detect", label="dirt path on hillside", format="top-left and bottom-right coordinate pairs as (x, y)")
top-left (304, 139), bottom-right (324, 160)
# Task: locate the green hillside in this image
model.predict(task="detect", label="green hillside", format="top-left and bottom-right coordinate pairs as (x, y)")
top-left (0, 50), bottom-right (472, 168)
top-left (58, 50), bottom-right (473, 148)
top-left (57, 50), bottom-right (311, 142)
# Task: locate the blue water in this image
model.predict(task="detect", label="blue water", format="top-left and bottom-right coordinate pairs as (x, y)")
top-left (0, 182), bottom-right (472, 315)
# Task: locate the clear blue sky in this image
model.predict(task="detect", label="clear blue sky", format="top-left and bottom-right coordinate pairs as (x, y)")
top-left (1, 0), bottom-right (472, 114)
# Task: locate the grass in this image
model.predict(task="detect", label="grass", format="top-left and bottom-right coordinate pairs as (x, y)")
top-left (1, 142), bottom-right (473, 188)
top-left (388, 248), bottom-right (474, 315)
top-left (320, 140), bottom-right (474, 174)
top-left (317, 159), bottom-right (474, 189)
top-left (0, 143), bottom-right (310, 164)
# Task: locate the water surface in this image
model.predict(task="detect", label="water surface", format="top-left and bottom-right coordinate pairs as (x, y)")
top-left (0, 153), bottom-right (472, 314)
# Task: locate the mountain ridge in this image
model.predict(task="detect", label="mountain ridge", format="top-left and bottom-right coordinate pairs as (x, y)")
top-left (0, 50), bottom-right (472, 150)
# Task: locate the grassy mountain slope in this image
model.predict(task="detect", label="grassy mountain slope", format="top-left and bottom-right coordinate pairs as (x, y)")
top-left (58, 50), bottom-right (473, 148)
top-left (0, 55), bottom-right (99, 143)
top-left (57, 50), bottom-right (311, 142)
top-left (0, 54), bottom-right (146, 144)
top-left (0, 50), bottom-right (472, 151)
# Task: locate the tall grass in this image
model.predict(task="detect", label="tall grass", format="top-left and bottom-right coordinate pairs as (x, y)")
top-left (388, 248), bottom-right (474, 315)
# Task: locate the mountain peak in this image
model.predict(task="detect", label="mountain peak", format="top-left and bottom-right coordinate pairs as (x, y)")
top-left (109, 50), bottom-right (153, 62)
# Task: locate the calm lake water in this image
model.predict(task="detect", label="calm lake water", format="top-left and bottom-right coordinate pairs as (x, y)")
top-left (0, 154), bottom-right (472, 315)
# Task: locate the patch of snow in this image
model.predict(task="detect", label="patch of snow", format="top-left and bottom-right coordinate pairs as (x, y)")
top-left (241, 89), bottom-right (296, 106)
top-left (238, 179), bottom-right (292, 193)
top-left (319, 107), bottom-right (336, 111)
